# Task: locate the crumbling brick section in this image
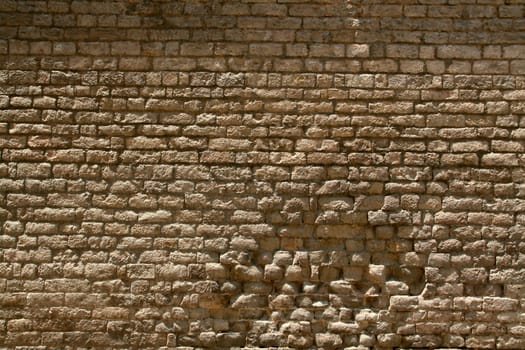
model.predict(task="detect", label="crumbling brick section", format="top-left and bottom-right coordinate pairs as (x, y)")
top-left (1, 0), bottom-right (525, 348)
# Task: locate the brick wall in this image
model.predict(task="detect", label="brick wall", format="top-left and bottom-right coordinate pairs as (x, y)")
top-left (1, 0), bottom-right (525, 348)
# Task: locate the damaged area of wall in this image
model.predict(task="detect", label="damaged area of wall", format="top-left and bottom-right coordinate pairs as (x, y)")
top-left (1, 0), bottom-right (525, 349)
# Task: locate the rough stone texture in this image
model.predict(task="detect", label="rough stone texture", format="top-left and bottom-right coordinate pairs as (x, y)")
top-left (0, 0), bottom-right (525, 349)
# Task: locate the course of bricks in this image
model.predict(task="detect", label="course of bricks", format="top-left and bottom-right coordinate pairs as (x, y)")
top-left (1, 0), bottom-right (525, 348)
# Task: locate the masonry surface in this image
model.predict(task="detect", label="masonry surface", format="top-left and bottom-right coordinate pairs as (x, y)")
top-left (1, 0), bottom-right (525, 349)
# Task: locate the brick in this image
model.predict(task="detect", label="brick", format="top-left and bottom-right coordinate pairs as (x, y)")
top-left (251, 4), bottom-right (287, 17)
top-left (310, 44), bottom-right (345, 58)
top-left (481, 153), bottom-right (519, 166)
top-left (386, 44), bottom-right (419, 59)
top-left (437, 45), bottom-right (481, 59)
top-left (365, 5), bottom-right (403, 17)
top-left (483, 297), bottom-right (519, 311)
top-left (473, 61), bottom-right (509, 74)
top-left (127, 264), bottom-right (155, 279)
top-left (84, 263), bottom-right (116, 280)
top-left (180, 43), bottom-right (214, 56)
top-left (346, 44), bottom-right (369, 58)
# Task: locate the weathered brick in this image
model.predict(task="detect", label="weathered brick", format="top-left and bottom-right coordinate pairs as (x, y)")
top-left (127, 264), bottom-right (155, 279)
top-left (437, 45), bottom-right (481, 59)
top-left (84, 263), bottom-right (116, 280)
